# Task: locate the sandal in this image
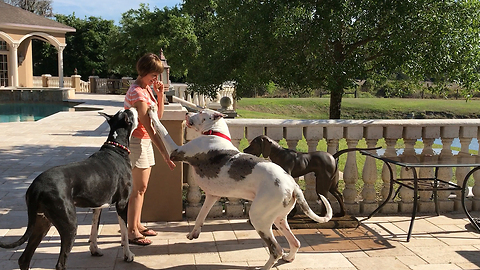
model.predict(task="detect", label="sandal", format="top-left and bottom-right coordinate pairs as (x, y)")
top-left (128, 236), bottom-right (152, 246)
top-left (140, 228), bottom-right (158, 237)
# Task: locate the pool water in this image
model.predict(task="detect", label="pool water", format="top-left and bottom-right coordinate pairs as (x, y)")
top-left (0, 102), bottom-right (77, 122)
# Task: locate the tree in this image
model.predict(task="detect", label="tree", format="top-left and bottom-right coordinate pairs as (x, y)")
top-left (2, 0), bottom-right (53, 17)
top-left (183, 0), bottom-right (480, 119)
top-left (106, 4), bottom-right (199, 80)
top-left (33, 15), bottom-right (118, 80)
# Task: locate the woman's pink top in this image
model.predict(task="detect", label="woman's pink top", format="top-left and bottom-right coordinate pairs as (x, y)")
top-left (124, 84), bottom-right (157, 139)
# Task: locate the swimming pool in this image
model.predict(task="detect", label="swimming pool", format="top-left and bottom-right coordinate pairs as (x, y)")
top-left (0, 102), bottom-right (78, 122)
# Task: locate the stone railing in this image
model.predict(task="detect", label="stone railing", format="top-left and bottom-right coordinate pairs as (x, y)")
top-left (183, 118), bottom-right (480, 218)
top-left (34, 75), bottom-right (88, 92)
top-left (172, 83), bottom-right (235, 110)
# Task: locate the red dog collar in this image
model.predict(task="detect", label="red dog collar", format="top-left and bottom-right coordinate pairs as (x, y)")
top-left (202, 130), bottom-right (231, 141)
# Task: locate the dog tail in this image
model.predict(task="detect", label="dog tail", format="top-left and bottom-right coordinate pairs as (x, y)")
top-left (332, 146), bottom-right (382, 159)
top-left (294, 186), bottom-right (332, 223)
top-left (0, 195), bottom-right (37, 249)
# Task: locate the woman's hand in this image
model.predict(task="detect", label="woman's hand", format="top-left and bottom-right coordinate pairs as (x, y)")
top-left (164, 157), bottom-right (176, 171)
top-left (153, 80), bottom-right (164, 94)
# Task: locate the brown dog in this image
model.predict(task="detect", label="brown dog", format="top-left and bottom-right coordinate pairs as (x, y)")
top-left (244, 135), bottom-right (380, 217)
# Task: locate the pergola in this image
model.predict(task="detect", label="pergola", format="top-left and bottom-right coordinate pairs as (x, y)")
top-left (0, 2), bottom-right (75, 88)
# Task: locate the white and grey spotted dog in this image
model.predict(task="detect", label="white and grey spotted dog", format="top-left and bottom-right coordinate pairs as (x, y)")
top-left (149, 107), bottom-right (332, 270)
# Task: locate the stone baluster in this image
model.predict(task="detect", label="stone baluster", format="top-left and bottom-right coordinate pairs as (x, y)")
top-left (380, 125), bottom-right (402, 213)
top-left (245, 126), bottom-right (264, 143)
top-left (243, 125), bottom-right (265, 215)
top-left (304, 126), bottom-right (324, 212)
top-left (284, 126), bottom-right (303, 150)
top-left (437, 126), bottom-right (457, 212)
top-left (284, 126), bottom-right (303, 190)
top-left (325, 126), bottom-right (343, 213)
top-left (185, 163), bottom-right (203, 218)
top-left (184, 127), bottom-right (223, 218)
top-left (418, 126), bottom-right (440, 213)
top-left (360, 126), bottom-right (382, 214)
top-left (343, 126), bottom-right (363, 214)
top-left (398, 126), bottom-right (422, 213)
top-left (473, 155), bottom-right (480, 211)
top-left (418, 137), bottom-right (435, 213)
top-left (473, 128), bottom-right (480, 210)
top-left (454, 126), bottom-right (476, 211)
top-left (265, 126), bottom-right (284, 142)
top-left (225, 126), bottom-right (246, 217)
top-left (184, 128), bottom-right (202, 218)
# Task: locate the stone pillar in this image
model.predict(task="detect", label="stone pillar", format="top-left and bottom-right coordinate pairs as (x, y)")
top-left (71, 75), bottom-right (81, 91)
top-left (89, 76), bottom-right (98, 93)
top-left (57, 45), bottom-right (65, 88)
top-left (42, 74), bottom-right (51, 87)
top-left (121, 77), bottom-right (132, 92)
top-left (11, 43), bottom-right (19, 88)
top-left (142, 103), bottom-right (187, 221)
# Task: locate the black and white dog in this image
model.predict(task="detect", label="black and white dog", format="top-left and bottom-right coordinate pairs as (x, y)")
top-left (0, 109), bottom-right (138, 270)
top-left (148, 107), bottom-right (332, 270)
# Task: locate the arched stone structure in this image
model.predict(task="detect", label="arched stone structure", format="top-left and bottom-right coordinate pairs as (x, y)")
top-left (0, 2), bottom-right (75, 88)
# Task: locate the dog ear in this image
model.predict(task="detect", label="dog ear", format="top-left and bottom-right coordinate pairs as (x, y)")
top-left (212, 111), bottom-right (226, 121)
top-left (98, 112), bottom-right (112, 121)
top-left (262, 137), bottom-right (272, 158)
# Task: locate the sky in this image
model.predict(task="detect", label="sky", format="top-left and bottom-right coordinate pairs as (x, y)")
top-left (51, 0), bottom-right (183, 24)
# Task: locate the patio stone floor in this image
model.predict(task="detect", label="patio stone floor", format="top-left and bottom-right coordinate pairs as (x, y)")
top-left (1, 93), bottom-right (480, 270)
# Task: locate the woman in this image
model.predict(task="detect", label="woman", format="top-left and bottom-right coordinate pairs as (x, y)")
top-left (124, 53), bottom-right (176, 246)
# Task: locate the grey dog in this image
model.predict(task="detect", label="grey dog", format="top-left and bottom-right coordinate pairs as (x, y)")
top-left (244, 135), bottom-right (380, 217)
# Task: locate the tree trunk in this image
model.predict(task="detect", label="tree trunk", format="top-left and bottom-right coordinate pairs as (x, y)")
top-left (329, 86), bottom-right (343, 119)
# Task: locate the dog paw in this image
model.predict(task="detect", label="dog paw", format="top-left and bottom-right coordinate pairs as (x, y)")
top-left (282, 253), bottom-right (296, 262)
top-left (186, 230), bottom-right (200, 240)
top-left (124, 252), bottom-right (134, 262)
top-left (89, 245), bottom-right (103, 257)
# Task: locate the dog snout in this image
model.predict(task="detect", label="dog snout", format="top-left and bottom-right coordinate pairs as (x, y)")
top-left (185, 114), bottom-right (192, 128)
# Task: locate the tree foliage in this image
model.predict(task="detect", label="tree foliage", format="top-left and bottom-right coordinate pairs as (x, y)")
top-left (2, 0), bottom-right (53, 17)
top-left (33, 14), bottom-right (117, 80)
top-left (183, 0), bottom-right (480, 119)
top-left (106, 4), bottom-right (199, 80)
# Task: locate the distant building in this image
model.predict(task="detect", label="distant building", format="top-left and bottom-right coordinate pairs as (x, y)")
top-left (0, 2), bottom-right (75, 88)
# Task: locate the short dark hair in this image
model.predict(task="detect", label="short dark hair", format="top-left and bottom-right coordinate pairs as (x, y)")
top-left (136, 53), bottom-right (164, 77)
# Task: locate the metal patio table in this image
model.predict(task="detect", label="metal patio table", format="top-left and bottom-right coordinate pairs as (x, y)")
top-left (359, 149), bottom-right (480, 242)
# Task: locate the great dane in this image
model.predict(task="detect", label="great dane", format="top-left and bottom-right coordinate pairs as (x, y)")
top-left (0, 108), bottom-right (138, 270)
top-left (148, 107), bottom-right (332, 270)
top-left (244, 135), bottom-right (381, 217)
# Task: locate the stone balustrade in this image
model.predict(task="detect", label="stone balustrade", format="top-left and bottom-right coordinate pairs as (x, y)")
top-left (171, 83), bottom-right (235, 110)
top-left (183, 118), bottom-right (480, 218)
